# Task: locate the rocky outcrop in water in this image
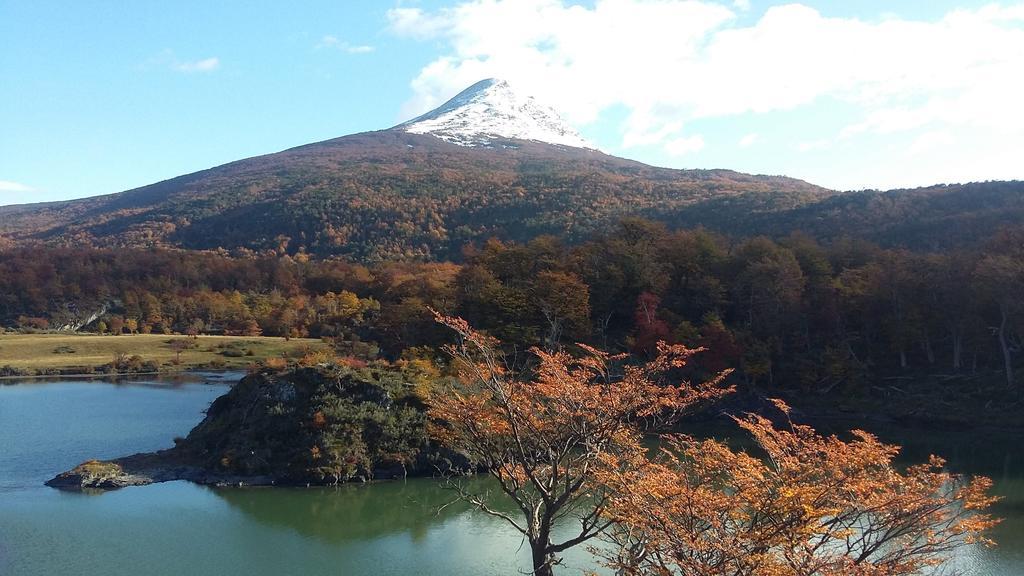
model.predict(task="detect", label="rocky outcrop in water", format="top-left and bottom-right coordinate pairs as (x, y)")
top-left (46, 459), bottom-right (154, 489)
top-left (47, 364), bottom-right (470, 491)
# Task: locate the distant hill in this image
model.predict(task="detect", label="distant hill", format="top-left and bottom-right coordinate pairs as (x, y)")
top-left (664, 180), bottom-right (1024, 251)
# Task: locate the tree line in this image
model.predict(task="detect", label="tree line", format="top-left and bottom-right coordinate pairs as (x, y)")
top-left (1, 218), bottom-right (1021, 397)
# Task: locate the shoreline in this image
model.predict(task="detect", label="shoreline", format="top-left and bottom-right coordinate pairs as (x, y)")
top-left (45, 448), bottom-right (428, 492)
top-left (0, 368), bottom-right (242, 383)
top-left (0, 332), bottom-right (329, 376)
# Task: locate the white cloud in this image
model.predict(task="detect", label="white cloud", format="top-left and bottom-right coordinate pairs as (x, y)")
top-left (665, 135), bottom-right (706, 156)
top-left (388, 0), bottom-right (1024, 188)
top-left (0, 180), bottom-right (33, 192)
top-left (317, 35), bottom-right (375, 54)
top-left (908, 130), bottom-right (955, 156)
top-left (622, 118), bottom-right (684, 149)
top-left (733, 0), bottom-right (751, 11)
top-left (387, 8), bottom-right (453, 39)
top-left (173, 57), bottom-right (220, 73)
top-left (141, 51), bottom-right (221, 74)
top-left (797, 139), bottom-right (832, 153)
top-left (738, 133), bottom-right (758, 148)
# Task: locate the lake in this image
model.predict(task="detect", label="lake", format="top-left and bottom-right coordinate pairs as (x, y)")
top-left (1, 375), bottom-right (1022, 575)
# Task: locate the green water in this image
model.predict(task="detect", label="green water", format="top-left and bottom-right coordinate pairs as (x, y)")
top-left (1, 376), bottom-right (1022, 575)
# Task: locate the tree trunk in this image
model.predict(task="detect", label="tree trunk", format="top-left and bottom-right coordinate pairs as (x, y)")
top-left (531, 528), bottom-right (555, 576)
top-left (541, 307), bottom-right (561, 353)
top-left (531, 546), bottom-right (554, 576)
top-left (599, 313), bottom-right (612, 351)
top-left (952, 329), bottom-right (962, 371)
top-left (998, 301), bottom-right (1014, 388)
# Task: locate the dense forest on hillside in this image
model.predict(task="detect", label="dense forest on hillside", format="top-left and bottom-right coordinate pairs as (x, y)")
top-left (667, 180), bottom-right (1024, 250)
top-left (0, 132), bottom-right (830, 260)
top-left (2, 131), bottom-right (1021, 261)
top-left (3, 218), bottom-right (1021, 424)
top-left (2, 138), bottom-right (1020, 260)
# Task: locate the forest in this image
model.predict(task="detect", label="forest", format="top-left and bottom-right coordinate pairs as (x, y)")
top-left (2, 216), bottom-right (1021, 425)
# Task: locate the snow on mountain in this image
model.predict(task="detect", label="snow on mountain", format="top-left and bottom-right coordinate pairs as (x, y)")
top-left (394, 79), bottom-right (594, 149)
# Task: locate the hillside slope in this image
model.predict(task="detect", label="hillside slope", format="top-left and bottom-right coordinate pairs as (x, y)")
top-left (0, 130), bottom-right (829, 260)
top-left (665, 180), bottom-right (1024, 250)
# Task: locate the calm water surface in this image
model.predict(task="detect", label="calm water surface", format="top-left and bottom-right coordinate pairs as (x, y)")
top-left (1, 376), bottom-right (1022, 575)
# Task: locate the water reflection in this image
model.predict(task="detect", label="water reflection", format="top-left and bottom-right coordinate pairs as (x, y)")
top-left (212, 479), bottom-right (486, 544)
top-left (804, 419), bottom-right (1024, 573)
top-left (212, 420), bottom-right (1024, 574)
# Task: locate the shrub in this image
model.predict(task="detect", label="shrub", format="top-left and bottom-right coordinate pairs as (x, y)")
top-left (261, 357), bottom-right (288, 371)
top-left (0, 365), bottom-right (29, 377)
top-left (106, 353), bottom-right (155, 373)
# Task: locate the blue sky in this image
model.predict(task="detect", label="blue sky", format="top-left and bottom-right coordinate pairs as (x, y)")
top-left (2, 1), bottom-right (1023, 205)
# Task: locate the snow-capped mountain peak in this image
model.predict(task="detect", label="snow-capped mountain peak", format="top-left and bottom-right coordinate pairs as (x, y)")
top-left (394, 79), bottom-right (593, 149)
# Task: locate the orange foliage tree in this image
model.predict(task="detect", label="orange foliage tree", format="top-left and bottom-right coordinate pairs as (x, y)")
top-left (598, 400), bottom-right (999, 576)
top-left (428, 312), bottom-right (730, 576)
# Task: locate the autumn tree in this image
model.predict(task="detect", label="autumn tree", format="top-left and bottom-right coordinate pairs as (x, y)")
top-left (598, 401), bottom-right (999, 576)
top-left (696, 312), bottom-right (742, 376)
top-left (875, 250), bottom-right (923, 370)
top-left (372, 261), bottom-right (459, 355)
top-left (141, 292), bottom-right (163, 334)
top-left (533, 270), bottom-right (591, 350)
top-left (975, 229), bottom-right (1024, 389)
top-left (17, 315), bottom-right (49, 331)
top-left (429, 313), bottom-right (729, 576)
top-left (923, 252), bottom-right (980, 371)
top-left (455, 237), bottom-right (582, 347)
top-left (315, 290), bottom-right (379, 328)
top-left (631, 292), bottom-right (671, 357)
top-left (108, 316), bottom-right (125, 335)
top-left (732, 238), bottom-right (806, 337)
top-left (575, 219), bottom-right (671, 347)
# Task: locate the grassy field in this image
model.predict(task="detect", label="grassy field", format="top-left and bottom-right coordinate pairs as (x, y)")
top-left (0, 333), bottom-right (329, 374)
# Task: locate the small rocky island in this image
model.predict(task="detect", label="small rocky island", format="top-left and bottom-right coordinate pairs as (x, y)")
top-left (48, 363), bottom-right (467, 490)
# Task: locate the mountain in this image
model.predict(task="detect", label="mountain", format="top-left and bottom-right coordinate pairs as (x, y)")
top-left (1, 78), bottom-right (1020, 260)
top-left (395, 78), bottom-right (593, 149)
top-left (0, 131), bottom-right (828, 260)
top-left (0, 79), bottom-right (829, 260)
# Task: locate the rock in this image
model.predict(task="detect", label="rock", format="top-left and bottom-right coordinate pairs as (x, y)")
top-left (45, 459), bottom-right (153, 490)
